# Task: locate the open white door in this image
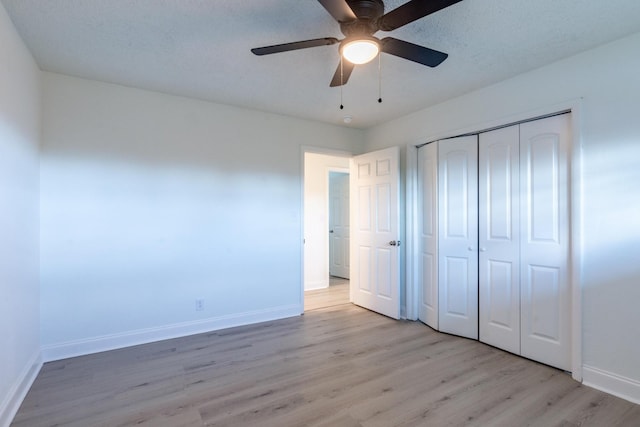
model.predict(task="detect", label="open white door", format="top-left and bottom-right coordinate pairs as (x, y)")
top-left (438, 136), bottom-right (479, 339)
top-left (418, 143), bottom-right (439, 328)
top-left (350, 147), bottom-right (401, 319)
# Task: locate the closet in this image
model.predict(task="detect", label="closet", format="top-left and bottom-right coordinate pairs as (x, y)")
top-left (418, 114), bottom-right (571, 371)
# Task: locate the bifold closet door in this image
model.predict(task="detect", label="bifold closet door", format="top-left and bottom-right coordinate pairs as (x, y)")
top-left (519, 115), bottom-right (571, 371)
top-left (479, 126), bottom-right (521, 354)
top-left (438, 136), bottom-right (478, 339)
top-left (418, 142), bottom-right (438, 329)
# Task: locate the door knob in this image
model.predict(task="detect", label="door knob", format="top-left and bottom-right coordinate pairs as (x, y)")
top-left (389, 240), bottom-right (401, 246)
top-left (329, 230), bottom-right (334, 233)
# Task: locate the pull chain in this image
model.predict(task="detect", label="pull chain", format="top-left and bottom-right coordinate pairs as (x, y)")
top-left (378, 52), bottom-right (382, 103)
top-left (337, 52), bottom-right (381, 109)
top-left (340, 55), bottom-right (344, 110)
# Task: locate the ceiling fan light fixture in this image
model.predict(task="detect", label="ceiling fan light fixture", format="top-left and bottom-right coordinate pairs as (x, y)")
top-left (341, 37), bottom-right (380, 65)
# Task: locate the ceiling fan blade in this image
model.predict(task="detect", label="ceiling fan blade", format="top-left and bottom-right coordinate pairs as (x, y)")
top-left (251, 37), bottom-right (339, 56)
top-left (381, 37), bottom-right (448, 67)
top-left (317, 0), bottom-right (357, 22)
top-left (379, 0), bottom-right (463, 31)
top-left (330, 60), bottom-right (355, 87)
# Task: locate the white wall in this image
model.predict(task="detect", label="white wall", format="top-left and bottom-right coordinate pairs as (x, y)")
top-left (365, 32), bottom-right (640, 402)
top-left (0, 5), bottom-right (41, 426)
top-left (303, 153), bottom-right (350, 291)
top-left (40, 72), bottom-right (364, 360)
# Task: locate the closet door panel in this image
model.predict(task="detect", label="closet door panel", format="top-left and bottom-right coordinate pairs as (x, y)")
top-left (418, 143), bottom-right (439, 328)
top-left (438, 136), bottom-right (478, 340)
top-left (479, 126), bottom-right (521, 354)
top-left (520, 115), bottom-right (571, 371)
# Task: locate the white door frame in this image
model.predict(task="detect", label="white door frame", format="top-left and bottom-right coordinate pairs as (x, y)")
top-left (405, 99), bottom-right (584, 381)
top-left (301, 146), bottom-right (354, 311)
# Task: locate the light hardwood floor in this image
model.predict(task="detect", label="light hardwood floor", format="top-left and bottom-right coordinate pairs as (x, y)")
top-left (304, 276), bottom-right (349, 311)
top-left (13, 296), bottom-right (640, 426)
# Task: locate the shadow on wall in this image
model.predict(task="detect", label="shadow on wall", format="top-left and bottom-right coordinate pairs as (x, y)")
top-left (38, 71), bottom-right (365, 347)
top-left (581, 138), bottom-right (640, 379)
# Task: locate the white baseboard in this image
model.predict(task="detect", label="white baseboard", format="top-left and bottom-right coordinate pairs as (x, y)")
top-left (582, 364), bottom-right (640, 405)
top-left (305, 279), bottom-right (329, 291)
top-left (41, 304), bottom-right (302, 362)
top-left (0, 351), bottom-right (42, 427)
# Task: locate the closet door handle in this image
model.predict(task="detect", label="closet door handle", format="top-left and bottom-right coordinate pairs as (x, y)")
top-left (480, 247), bottom-right (487, 252)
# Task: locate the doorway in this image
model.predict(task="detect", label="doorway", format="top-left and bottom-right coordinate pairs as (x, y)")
top-left (303, 152), bottom-right (351, 311)
top-left (305, 276), bottom-right (350, 311)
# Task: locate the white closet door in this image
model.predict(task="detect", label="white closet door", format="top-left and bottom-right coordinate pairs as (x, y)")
top-left (520, 115), bottom-right (571, 371)
top-left (418, 143), bottom-right (438, 328)
top-left (479, 126), bottom-right (521, 354)
top-left (438, 136), bottom-right (479, 339)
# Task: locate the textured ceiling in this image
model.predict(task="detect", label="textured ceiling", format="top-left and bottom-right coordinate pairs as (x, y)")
top-left (3, 0), bottom-right (640, 129)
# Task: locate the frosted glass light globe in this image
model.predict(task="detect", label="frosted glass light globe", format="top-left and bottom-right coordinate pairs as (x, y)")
top-left (342, 39), bottom-right (379, 65)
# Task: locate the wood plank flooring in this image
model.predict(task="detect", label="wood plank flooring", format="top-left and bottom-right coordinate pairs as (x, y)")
top-left (13, 301), bottom-right (640, 426)
top-left (304, 276), bottom-right (349, 311)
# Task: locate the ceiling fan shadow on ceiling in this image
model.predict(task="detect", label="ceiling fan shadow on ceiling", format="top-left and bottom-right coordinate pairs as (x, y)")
top-left (251, 0), bottom-right (463, 87)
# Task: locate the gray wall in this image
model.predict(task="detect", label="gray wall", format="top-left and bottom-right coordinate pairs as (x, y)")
top-left (39, 72), bottom-right (365, 359)
top-left (0, 5), bottom-right (41, 426)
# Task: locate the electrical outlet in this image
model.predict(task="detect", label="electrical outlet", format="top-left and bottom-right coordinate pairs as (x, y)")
top-left (195, 299), bottom-right (205, 311)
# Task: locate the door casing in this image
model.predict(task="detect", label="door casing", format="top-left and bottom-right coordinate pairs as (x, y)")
top-left (301, 148), bottom-right (353, 306)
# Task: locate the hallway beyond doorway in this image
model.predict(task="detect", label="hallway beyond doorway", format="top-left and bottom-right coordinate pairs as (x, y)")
top-left (304, 276), bottom-right (349, 311)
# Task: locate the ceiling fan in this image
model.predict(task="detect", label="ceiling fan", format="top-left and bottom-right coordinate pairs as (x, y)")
top-left (251, 0), bottom-right (462, 87)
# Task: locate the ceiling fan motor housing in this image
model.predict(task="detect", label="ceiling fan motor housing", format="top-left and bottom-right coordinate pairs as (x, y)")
top-left (340, 0), bottom-right (384, 36)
